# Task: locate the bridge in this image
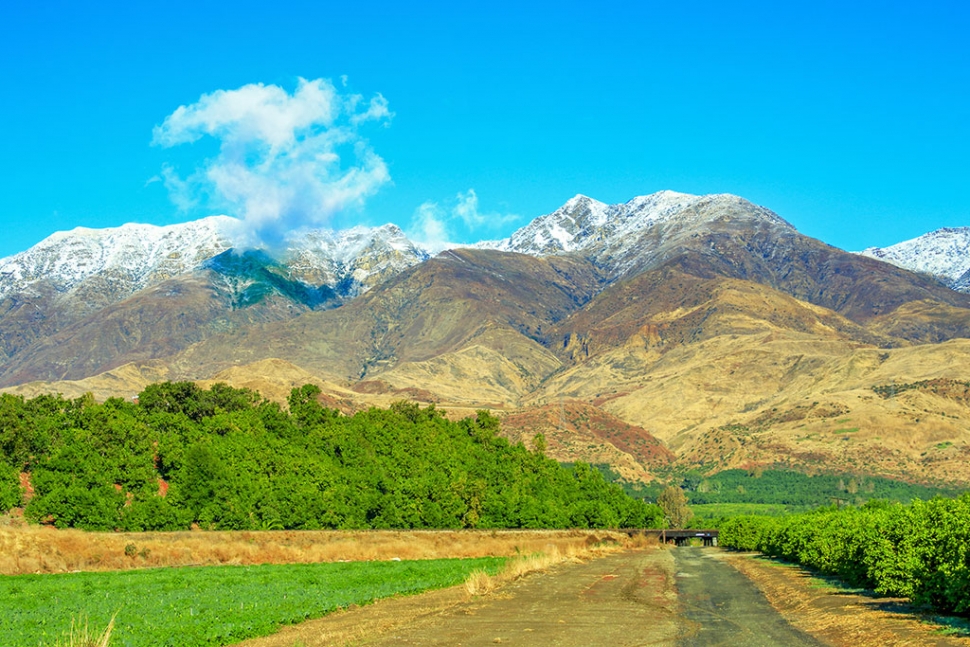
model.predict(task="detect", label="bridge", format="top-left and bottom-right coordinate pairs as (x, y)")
top-left (623, 528), bottom-right (719, 547)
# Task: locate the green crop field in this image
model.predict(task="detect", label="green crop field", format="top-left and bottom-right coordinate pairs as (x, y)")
top-left (1, 557), bottom-right (506, 647)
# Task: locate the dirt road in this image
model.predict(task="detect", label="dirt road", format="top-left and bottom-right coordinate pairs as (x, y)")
top-left (674, 547), bottom-right (820, 646)
top-left (238, 547), bottom-right (969, 646)
top-left (361, 549), bottom-right (680, 645)
top-left (251, 548), bottom-right (819, 647)
top-left (352, 547), bottom-right (816, 646)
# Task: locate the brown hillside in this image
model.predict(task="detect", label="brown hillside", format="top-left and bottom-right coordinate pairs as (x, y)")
top-left (0, 274), bottom-right (312, 387)
top-left (0, 360), bottom-right (173, 401)
top-left (548, 268), bottom-right (895, 364)
top-left (663, 228), bottom-right (970, 324)
top-left (500, 401), bottom-right (674, 482)
top-left (170, 249), bottom-right (605, 382)
top-left (601, 195), bottom-right (970, 329)
top-left (0, 284), bottom-right (72, 365)
top-left (531, 270), bottom-right (970, 484)
top-left (548, 335), bottom-right (970, 484)
top-left (865, 300), bottom-right (970, 343)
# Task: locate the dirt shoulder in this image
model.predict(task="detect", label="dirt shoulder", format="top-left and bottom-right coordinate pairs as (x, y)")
top-left (724, 551), bottom-right (970, 646)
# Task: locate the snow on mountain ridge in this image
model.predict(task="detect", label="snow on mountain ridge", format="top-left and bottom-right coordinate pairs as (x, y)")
top-left (0, 217), bottom-right (429, 301)
top-left (295, 223), bottom-right (412, 264)
top-left (490, 191), bottom-right (791, 273)
top-left (0, 189), bottom-right (845, 307)
top-left (858, 227), bottom-right (970, 290)
top-left (0, 190), bottom-right (793, 296)
top-left (0, 216), bottom-right (239, 297)
top-left (285, 223), bottom-right (430, 292)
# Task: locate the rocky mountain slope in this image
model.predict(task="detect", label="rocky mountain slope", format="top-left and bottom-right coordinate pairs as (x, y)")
top-left (169, 248), bottom-right (606, 394)
top-left (3, 191), bottom-right (970, 485)
top-left (0, 218), bottom-right (429, 381)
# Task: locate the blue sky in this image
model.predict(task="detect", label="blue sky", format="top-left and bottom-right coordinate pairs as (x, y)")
top-left (1, 1), bottom-right (967, 258)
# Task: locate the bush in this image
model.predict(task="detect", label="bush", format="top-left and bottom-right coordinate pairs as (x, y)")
top-left (719, 495), bottom-right (970, 614)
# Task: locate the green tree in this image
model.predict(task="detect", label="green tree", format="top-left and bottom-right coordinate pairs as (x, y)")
top-left (0, 460), bottom-right (22, 512)
top-left (658, 486), bottom-right (693, 528)
top-left (4, 382), bottom-right (660, 533)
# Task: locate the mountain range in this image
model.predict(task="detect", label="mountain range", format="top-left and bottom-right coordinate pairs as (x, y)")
top-left (2, 191), bottom-right (969, 486)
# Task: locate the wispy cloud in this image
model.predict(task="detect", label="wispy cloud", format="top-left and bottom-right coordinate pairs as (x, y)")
top-left (453, 189), bottom-right (517, 229)
top-left (408, 189), bottom-right (519, 251)
top-left (152, 77), bottom-right (393, 247)
top-left (410, 200), bottom-right (451, 252)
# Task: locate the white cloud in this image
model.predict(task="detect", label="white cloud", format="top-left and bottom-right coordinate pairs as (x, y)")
top-left (453, 189), bottom-right (518, 228)
top-left (410, 201), bottom-right (451, 251)
top-left (350, 94), bottom-right (392, 126)
top-left (152, 77), bottom-right (393, 246)
top-left (408, 189), bottom-right (518, 251)
top-left (160, 164), bottom-right (199, 212)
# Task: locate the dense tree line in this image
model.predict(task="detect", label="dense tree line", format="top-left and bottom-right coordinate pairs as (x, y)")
top-left (720, 496), bottom-right (970, 614)
top-left (0, 383), bottom-right (662, 531)
top-left (681, 468), bottom-right (960, 506)
top-left (591, 464), bottom-right (959, 510)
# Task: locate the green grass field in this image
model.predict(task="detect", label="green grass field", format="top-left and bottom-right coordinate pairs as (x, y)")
top-left (691, 502), bottom-right (811, 521)
top-left (1, 557), bottom-right (506, 647)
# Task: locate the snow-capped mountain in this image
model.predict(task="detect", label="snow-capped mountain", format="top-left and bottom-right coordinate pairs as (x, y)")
top-left (0, 190), bottom-right (804, 315)
top-left (0, 216), bottom-right (435, 382)
top-left (858, 228), bottom-right (970, 293)
top-left (489, 190), bottom-right (795, 278)
top-left (0, 216), bottom-right (237, 299)
top-left (9, 190), bottom-right (965, 316)
top-left (284, 224), bottom-right (430, 295)
top-left (494, 191), bottom-right (696, 255)
top-left (0, 217), bottom-right (430, 304)
top-left (3, 189), bottom-right (970, 391)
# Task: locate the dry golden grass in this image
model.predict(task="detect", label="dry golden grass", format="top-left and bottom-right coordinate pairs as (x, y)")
top-left (55, 614), bottom-right (115, 647)
top-left (461, 533), bottom-right (630, 598)
top-left (0, 523), bottom-right (631, 575)
top-left (462, 568), bottom-right (496, 596)
top-left (616, 529), bottom-right (660, 550)
top-left (725, 553), bottom-right (970, 647)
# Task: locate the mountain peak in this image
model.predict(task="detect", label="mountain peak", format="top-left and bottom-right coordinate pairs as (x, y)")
top-left (562, 193), bottom-right (604, 209)
top-left (494, 190), bottom-right (793, 266)
top-left (625, 189), bottom-right (697, 207)
top-left (0, 216), bottom-right (238, 298)
top-left (858, 226), bottom-right (970, 289)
